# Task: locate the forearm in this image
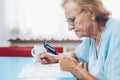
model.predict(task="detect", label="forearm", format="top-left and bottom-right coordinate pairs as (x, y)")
top-left (58, 54), bottom-right (96, 80)
top-left (55, 51), bottom-right (77, 62)
top-left (54, 51), bottom-right (77, 63)
top-left (62, 51), bottom-right (78, 59)
top-left (72, 63), bottom-right (98, 80)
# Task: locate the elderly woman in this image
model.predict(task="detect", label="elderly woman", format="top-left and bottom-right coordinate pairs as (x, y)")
top-left (38, 0), bottom-right (120, 80)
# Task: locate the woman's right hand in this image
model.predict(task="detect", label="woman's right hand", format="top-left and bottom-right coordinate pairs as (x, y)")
top-left (37, 52), bottom-right (59, 64)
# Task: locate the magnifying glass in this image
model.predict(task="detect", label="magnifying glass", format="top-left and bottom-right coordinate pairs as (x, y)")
top-left (43, 40), bottom-right (58, 55)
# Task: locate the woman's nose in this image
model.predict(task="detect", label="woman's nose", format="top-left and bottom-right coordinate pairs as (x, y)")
top-left (68, 24), bottom-right (74, 31)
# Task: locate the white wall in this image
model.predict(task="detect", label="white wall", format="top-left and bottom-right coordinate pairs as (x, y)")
top-left (0, 0), bottom-right (10, 46)
top-left (0, 0), bottom-right (4, 38)
top-left (102, 0), bottom-right (120, 19)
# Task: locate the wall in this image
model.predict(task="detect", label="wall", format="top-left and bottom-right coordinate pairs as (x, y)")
top-left (0, 0), bottom-right (4, 40)
top-left (10, 40), bottom-right (82, 52)
top-left (0, 0), bottom-right (11, 46)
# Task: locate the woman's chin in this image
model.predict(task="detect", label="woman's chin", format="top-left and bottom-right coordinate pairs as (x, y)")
top-left (76, 33), bottom-right (87, 38)
top-left (76, 34), bottom-right (82, 38)
top-left (75, 32), bottom-right (86, 38)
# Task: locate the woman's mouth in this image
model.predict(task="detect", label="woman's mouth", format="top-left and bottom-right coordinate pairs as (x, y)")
top-left (74, 29), bottom-right (79, 32)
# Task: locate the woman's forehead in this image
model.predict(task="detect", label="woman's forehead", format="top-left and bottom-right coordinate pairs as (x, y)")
top-left (65, 9), bottom-right (77, 18)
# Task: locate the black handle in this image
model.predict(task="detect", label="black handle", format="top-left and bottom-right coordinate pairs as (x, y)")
top-left (43, 40), bottom-right (58, 55)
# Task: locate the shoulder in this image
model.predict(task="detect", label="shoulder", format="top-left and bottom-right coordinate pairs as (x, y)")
top-left (105, 18), bottom-right (120, 31)
top-left (75, 37), bottom-right (94, 52)
top-left (104, 18), bottom-right (120, 37)
top-left (77, 37), bottom-right (93, 46)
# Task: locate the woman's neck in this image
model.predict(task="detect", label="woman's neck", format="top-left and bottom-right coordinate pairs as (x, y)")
top-left (95, 21), bottom-right (106, 46)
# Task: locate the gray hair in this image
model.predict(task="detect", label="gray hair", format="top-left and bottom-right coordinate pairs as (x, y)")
top-left (61, 0), bottom-right (111, 22)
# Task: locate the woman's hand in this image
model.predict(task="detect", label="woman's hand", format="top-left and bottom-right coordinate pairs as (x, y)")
top-left (37, 52), bottom-right (58, 64)
top-left (59, 54), bottom-right (79, 72)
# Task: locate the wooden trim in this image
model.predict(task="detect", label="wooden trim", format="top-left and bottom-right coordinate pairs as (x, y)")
top-left (9, 39), bottom-right (82, 43)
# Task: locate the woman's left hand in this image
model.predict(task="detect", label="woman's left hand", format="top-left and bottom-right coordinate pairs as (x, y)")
top-left (59, 54), bottom-right (79, 72)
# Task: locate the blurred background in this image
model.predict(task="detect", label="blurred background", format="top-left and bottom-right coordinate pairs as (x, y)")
top-left (0, 0), bottom-right (120, 49)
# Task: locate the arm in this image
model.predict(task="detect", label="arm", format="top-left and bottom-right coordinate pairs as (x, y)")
top-left (59, 55), bottom-right (98, 80)
top-left (38, 51), bottom-right (76, 64)
top-left (73, 63), bottom-right (98, 80)
top-left (62, 51), bottom-right (78, 59)
top-left (105, 32), bottom-right (120, 80)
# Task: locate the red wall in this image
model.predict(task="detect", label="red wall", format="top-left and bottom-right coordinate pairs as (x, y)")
top-left (0, 46), bottom-right (63, 57)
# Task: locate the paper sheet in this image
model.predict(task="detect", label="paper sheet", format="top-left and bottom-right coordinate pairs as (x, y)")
top-left (18, 62), bottom-right (74, 79)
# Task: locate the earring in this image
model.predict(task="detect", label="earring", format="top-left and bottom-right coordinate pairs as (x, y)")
top-left (92, 20), bottom-right (95, 27)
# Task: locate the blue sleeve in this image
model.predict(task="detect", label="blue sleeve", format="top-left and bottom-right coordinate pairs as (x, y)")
top-left (75, 38), bottom-right (91, 62)
top-left (104, 28), bottom-right (120, 80)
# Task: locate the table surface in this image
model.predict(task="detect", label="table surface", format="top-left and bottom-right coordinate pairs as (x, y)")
top-left (0, 57), bottom-right (76, 80)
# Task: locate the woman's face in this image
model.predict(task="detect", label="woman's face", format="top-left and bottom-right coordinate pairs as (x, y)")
top-left (65, 3), bottom-right (96, 38)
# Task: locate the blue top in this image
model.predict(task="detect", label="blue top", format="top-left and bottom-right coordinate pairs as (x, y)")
top-left (75, 18), bottom-right (120, 80)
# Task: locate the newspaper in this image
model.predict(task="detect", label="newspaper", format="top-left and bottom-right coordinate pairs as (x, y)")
top-left (18, 62), bottom-right (74, 79)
